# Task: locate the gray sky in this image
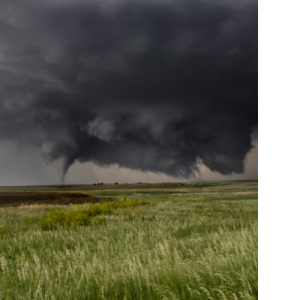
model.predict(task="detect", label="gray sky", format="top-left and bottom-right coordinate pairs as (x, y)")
top-left (0, 132), bottom-right (257, 185)
top-left (0, 0), bottom-right (257, 185)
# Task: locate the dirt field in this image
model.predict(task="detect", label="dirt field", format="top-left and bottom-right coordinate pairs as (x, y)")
top-left (0, 192), bottom-right (102, 207)
top-left (0, 181), bottom-right (257, 207)
top-left (43, 182), bottom-right (183, 191)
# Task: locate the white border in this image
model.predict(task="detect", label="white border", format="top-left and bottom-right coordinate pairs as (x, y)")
top-left (259, 0), bottom-right (300, 298)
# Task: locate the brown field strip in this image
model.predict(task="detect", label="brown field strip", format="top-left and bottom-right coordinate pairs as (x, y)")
top-left (0, 192), bottom-right (102, 207)
top-left (40, 182), bottom-right (183, 191)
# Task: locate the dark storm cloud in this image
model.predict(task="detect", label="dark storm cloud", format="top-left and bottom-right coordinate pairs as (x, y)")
top-left (0, 0), bottom-right (257, 180)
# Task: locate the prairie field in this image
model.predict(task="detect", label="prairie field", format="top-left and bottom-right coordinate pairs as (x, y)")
top-left (0, 181), bottom-right (258, 300)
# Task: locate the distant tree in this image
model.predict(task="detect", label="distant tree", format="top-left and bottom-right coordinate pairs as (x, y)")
top-left (115, 182), bottom-right (118, 185)
top-left (101, 183), bottom-right (104, 185)
top-left (93, 183), bottom-right (96, 186)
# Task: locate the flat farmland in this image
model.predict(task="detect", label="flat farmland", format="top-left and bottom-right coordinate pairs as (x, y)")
top-left (0, 180), bottom-right (258, 300)
top-left (0, 192), bottom-right (101, 207)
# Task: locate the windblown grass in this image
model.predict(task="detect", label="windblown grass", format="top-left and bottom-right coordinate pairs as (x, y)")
top-left (0, 183), bottom-right (258, 300)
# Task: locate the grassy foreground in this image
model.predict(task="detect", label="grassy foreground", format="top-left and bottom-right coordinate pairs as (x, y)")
top-left (0, 181), bottom-right (258, 300)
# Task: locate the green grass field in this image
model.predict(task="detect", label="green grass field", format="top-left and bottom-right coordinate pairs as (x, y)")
top-left (0, 181), bottom-right (258, 300)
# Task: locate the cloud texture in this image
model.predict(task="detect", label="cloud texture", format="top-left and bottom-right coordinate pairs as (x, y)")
top-left (0, 0), bottom-right (258, 180)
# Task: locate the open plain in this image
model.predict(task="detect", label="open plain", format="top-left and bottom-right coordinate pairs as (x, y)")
top-left (0, 180), bottom-right (258, 300)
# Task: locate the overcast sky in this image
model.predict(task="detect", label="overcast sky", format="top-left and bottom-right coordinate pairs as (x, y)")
top-left (0, 0), bottom-right (257, 185)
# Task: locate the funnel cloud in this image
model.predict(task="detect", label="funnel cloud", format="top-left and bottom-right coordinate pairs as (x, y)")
top-left (0, 0), bottom-right (257, 181)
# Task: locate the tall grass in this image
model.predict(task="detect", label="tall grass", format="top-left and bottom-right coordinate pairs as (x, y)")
top-left (0, 198), bottom-right (258, 300)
